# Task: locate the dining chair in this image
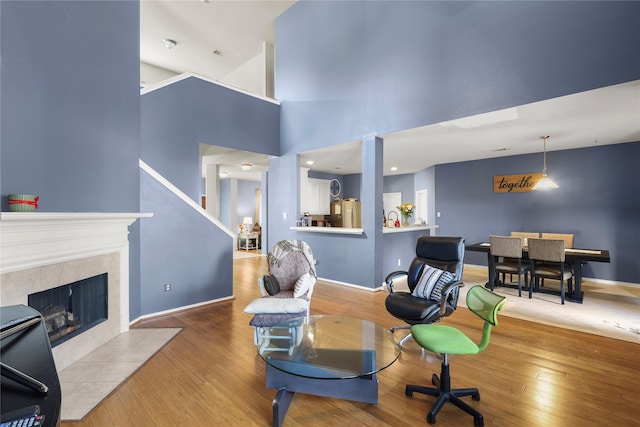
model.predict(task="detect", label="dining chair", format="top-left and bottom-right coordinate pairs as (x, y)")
top-left (505, 232), bottom-right (539, 283)
top-left (489, 235), bottom-right (530, 298)
top-left (527, 238), bottom-right (573, 304)
top-left (510, 231), bottom-right (540, 247)
top-left (541, 233), bottom-right (574, 249)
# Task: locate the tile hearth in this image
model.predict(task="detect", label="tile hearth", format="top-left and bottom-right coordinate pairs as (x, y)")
top-left (59, 327), bottom-right (181, 420)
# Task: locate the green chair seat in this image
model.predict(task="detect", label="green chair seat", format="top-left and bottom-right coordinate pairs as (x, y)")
top-left (411, 325), bottom-right (479, 355)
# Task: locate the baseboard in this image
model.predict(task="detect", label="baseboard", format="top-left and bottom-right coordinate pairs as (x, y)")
top-left (317, 277), bottom-right (383, 292)
top-left (130, 295), bottom-right (235, 326)
top-left (463, 263), bottom-right (639, 287)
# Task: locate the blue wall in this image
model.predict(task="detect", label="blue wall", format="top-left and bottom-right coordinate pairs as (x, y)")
top-left (1, 1), bottom-right (140, 213)
top-left (276, 1), bottom-right (639, 153)
top-left (0, 1), bottom-right (144, 316)
top-left (273, 0), bottom-right (640, 286)
top-left (436, 142), bottom-right (640, 283)
top-left (237, 179), bottom-right (259, 226)
top-left (142, 77), bottom-right (280, 202)
top-left (139, 78), bottom-right (280, 318)
top-left (140, 171), bottom-right (233, 314)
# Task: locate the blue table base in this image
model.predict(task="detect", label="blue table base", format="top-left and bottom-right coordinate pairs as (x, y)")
top-left (265, 352), bottom-right (379, 427)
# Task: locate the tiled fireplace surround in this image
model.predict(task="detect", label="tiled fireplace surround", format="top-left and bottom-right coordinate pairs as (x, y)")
top-left (0, 212), bottom-right (148, 372)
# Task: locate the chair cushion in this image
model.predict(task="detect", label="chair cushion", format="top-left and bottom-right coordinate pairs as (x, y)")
top-left (495, 261), bottom-right (527, 274)
top-left (249, 312), bottom-right (306, 327)
top-left (243, 297), bottom-right (309, 314)
top-left (385, 292), bottom-right (447, 322)
top-left (411, 265), bottom-right (455, 300)
top-left (411, 324), bottom-right (479, 355)
top-left (533, 264), bottom-right (572, 280)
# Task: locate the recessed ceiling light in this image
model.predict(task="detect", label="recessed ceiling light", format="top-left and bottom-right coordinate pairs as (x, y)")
top-left (306, 160), bottom-right (314, 165)
top-left (219, 172), bottom-right (228, 178)
top-left (390, 166), bottom-right (398, 171)
top-left (212, 49), bottom-right (223, 56)
top-left (163, 39), bottom-right (177, 49)
top-left (241, 163), bottom-right (252, 171)
top-left (492, 148), bottom-right (510, 152)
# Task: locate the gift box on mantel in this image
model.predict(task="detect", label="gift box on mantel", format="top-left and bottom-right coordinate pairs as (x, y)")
top-left (8, 194), bottom-right (39, 212)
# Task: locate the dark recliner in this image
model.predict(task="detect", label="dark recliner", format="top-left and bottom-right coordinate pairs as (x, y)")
top-left (384, 236), bottom-right (465, 347)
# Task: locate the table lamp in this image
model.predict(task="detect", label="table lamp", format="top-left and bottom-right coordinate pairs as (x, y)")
top-left (241, 216), bottom-right (253, 233)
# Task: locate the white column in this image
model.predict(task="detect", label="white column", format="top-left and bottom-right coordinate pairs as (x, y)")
top-left (206, 163), bottom-right (220, 218)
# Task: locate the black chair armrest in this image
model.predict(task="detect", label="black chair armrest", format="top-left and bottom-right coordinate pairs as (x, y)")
top-left (438, 280), bottom-right (464, 317)
top-left (385, 270), bottom-right (408, 293)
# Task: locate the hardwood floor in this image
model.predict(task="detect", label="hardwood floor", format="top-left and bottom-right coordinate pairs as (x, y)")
top-left (61, 256), bottom-right (639, 427)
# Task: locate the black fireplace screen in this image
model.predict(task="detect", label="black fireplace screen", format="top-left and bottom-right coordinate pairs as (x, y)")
top-left (28, 273), bottom-right (108, 347)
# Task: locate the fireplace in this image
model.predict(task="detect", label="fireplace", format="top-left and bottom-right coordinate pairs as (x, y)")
top-left (28, 273), bottom-right (108, 347)
top-left (0, 212), bottom-right (150, 371)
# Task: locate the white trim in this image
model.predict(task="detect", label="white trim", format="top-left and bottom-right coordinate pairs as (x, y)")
top-left (140, 71), bottom-right (280, 105)
top-left (0, 212), bottom-right (151, 274)
top-left (317, 277), bottom-right (380, 292)
top-left (130, 295), bottom-right (235, 324)
top-left (139, 159), bottom-right (235, 239)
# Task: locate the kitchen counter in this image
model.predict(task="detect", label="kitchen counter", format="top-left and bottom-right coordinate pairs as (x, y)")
top-left (289, 224), bottom-right (438, 235)
top-left (383, 224), bottom-right (438, 234)
top-left (290, 226), bottom-right (363, 235)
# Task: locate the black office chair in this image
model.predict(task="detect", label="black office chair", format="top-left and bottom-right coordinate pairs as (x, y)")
top-left (384, 236), bottom-right (465, 347)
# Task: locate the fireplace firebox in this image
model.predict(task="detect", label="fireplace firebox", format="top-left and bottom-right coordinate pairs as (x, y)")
top-left (28, 273), bottom-right (108, 347)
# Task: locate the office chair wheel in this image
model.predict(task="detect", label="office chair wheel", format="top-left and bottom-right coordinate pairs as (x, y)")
top-left (427, 413), bottom-right (437, 424)
top-left (472, 391), bottom-right (480, 401)
top-left (405, 385), bottom-right (413, 397)
top-left (474, 414), bottom-right (484, 427)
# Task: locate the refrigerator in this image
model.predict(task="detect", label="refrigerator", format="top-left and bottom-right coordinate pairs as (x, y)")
top-left (330, 199), bottom-right (362, 228)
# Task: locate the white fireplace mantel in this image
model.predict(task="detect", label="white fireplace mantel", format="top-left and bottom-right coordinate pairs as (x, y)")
top-left (1, 212), bottom-right (152, 370)
top-left (0, 212), bottom-right (152, 274)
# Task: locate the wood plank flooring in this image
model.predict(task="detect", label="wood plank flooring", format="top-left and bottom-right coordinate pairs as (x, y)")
top-left (61, 256), bottom-right (639, 427)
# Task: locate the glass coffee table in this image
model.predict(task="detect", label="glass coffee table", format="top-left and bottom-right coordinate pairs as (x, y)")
top-left (255, 315), bottom-right (401, 427)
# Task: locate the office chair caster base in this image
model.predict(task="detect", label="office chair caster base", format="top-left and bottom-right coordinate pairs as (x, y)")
top-left (431, 373), bottom-right (440, 387)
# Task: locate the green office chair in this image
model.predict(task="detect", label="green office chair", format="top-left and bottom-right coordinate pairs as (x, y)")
top-left (407, 286), bottom-right (506, 426)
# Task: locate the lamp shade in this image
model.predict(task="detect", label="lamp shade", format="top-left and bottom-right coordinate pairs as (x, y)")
top-left (243, 216), bottom-right (253, 225)
top-left (532, 135), bottom-right (559, 190)
top-left (532, 175), bottom-right (559, 190)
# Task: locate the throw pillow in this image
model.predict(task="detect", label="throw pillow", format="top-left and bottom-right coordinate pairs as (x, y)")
top-left (243, 297), bottom-right (309, 314)
top-left (412, 265), bottom-right (455, 300)
top-left (263, 275), bottom-right (281, 296)
top-left (429, 271), bottom-right (456, 302)
top-left (293, 273), bottom-right (314, 298)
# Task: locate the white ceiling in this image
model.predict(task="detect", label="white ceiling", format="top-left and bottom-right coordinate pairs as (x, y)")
top-left (141, 2), bottom-right (640, 181)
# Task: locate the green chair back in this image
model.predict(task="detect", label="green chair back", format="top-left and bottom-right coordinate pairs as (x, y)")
top-left (465, 286), bottom-right (506, 352)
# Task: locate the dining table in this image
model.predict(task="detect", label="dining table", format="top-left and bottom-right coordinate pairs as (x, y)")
top-left (465, 242), bottom-right (611, 303)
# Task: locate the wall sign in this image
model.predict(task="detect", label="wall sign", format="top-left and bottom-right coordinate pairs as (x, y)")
top-left (493, 173), bottom-right (543, 193)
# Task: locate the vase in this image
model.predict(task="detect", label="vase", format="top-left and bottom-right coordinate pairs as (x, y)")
top-left (402, 214), bottom-right (411, 227)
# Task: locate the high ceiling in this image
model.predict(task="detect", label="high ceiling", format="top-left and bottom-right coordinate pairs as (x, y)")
top-left (141, 1), bottom-right (640, 181)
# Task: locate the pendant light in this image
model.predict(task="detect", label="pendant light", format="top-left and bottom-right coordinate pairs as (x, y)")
top-left (532, 135), bottom-right (559, 190)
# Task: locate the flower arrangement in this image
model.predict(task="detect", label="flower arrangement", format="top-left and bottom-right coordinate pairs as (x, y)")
top-left (397, 202), bottom-right (416, 227)
top-left (397, 202), bottom-right (416, 216)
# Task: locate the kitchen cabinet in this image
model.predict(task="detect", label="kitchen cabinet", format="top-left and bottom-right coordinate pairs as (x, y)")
top-left (300, 168), bottom-right (330, 215)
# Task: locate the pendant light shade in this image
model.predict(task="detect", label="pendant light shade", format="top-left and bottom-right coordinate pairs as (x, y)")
top-left (532, 135), bottom-right (559, 190)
